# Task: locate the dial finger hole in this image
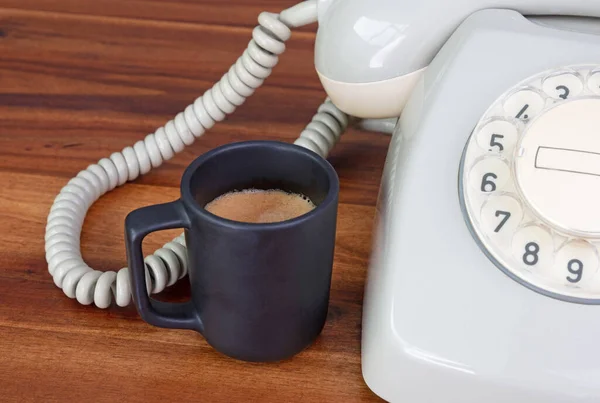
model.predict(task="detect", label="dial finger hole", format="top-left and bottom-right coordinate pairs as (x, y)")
top-left (504, 89), bottom-right (545, 122)
top-left (475, 119), bottom-right (519, 157)
top-left (511, 225), bottom-right (554, 271)
top-left (588, 71), bottom-right (600, 95)
top-left (542, 72), bottom-right (583, 100)
top-left (469, 158), bottom-right (511, 195)
top-left (480, 195), bottom-right (524, 242)
top-left (550, 241), bottom-right (599, 288)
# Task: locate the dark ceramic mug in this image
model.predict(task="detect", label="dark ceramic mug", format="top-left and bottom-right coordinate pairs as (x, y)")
top-left (124, 141), bottom-right (339, 362)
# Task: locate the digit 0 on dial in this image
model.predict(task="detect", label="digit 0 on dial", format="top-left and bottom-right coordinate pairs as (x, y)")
top-left (460, 64), bottom-right (600, 304)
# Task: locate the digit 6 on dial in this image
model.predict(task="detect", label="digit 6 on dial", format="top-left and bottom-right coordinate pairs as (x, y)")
top-left (481, 173), bottom-right (497, 192)
top-left (469, 158), bottom-right (510, 194)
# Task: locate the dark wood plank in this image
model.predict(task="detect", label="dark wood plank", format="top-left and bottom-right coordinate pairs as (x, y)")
top-left (0, 2), bottom-right (390, 402)
top-left (0, 0), bottom-right (308, 28)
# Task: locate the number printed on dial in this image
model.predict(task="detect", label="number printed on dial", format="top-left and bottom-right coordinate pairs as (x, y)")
top-left (476, 120), bottom-right (518, 156)
top-left (542, 73), bottom-right (584, 100)
top-left (469, 158), bottom-right (510, 194)
top-left (503, 90), bottom-right (545, 121)
top-left (550, 242), bottom-right (599, 288)
top-left (480, 196), bottom-right (523, 241)
top-left (511, 226), bottom-right (554, 270)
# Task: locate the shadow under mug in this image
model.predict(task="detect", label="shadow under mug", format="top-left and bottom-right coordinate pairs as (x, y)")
top-left (124, 140), bottom-right (339, 362)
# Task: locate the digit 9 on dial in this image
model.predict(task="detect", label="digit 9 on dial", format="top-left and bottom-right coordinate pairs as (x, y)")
top-left (460, 65), bottom-right (600, 304)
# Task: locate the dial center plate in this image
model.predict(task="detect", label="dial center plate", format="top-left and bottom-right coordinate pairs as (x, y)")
top-left (515, 98), bottom-right (600, 238)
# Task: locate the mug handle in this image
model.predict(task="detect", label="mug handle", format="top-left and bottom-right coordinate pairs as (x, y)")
top-left (124, 200), bottom-right (203, 332)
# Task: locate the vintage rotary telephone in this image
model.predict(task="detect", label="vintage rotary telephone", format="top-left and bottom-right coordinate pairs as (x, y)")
top-left (44, 1), bottom-right (600, 402)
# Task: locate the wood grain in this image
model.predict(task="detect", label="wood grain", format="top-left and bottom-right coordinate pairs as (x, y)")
top-left (0, 1), bottom-right (390, 401)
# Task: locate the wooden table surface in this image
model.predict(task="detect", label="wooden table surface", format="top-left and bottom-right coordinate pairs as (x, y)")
top-left (0, 1), bottom-right (390, 401)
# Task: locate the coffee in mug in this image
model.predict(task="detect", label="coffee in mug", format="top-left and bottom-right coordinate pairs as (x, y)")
top-left (205, 189), bottom-right (315, 223)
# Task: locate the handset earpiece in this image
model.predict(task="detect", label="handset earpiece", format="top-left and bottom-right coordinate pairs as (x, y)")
top-left (315, 0), bottom-right (600, 119)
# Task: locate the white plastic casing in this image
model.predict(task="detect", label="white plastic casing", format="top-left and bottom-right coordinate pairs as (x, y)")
top-left (362, 10), bottom-right (600, 403)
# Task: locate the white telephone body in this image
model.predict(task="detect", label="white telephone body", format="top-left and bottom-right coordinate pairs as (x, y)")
top-left (43, 0), bottom-right (600, 402)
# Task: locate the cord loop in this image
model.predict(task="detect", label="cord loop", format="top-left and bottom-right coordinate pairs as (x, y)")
top-left (44, 2), bottom-right (349, 308)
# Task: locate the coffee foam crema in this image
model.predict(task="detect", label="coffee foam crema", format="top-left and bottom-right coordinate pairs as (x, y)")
top-left (204, 189), bottom-right (316, 224)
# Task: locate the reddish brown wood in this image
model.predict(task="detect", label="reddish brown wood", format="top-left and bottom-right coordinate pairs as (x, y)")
top-left (0, 2), bottom-right (390, 401)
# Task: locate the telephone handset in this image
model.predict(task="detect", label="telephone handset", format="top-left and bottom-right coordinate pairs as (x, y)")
top-left (43, 1), bottom-right (600, 402)
top-left (315, 0), bottom-right (600, 118)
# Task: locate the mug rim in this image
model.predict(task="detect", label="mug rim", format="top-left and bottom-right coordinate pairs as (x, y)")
top-left (180, 140), bottom-right (339, 230)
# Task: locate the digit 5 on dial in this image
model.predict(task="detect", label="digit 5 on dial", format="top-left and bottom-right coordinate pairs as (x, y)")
top-left (461, 65), bottom-right (600, 304)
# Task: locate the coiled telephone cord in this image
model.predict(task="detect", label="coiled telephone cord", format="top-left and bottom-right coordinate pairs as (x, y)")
top-left (44, 1), bottom-right (350, 309)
